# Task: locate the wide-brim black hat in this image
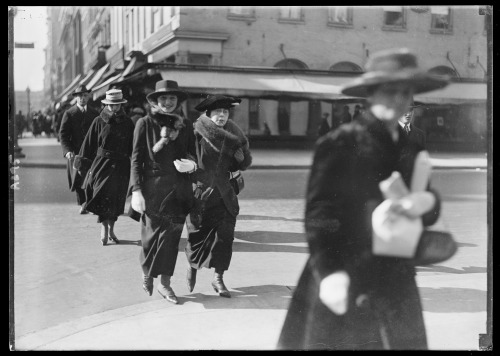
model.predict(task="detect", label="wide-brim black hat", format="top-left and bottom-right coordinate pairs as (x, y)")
top-left (341, 48), bottom-right (449, 98)
top-left (72, 84), bottom-right (91, 96)
top-left (146, 79), bottom-right (188, 104)
top-left (195, 94), bottom-right (241, 112)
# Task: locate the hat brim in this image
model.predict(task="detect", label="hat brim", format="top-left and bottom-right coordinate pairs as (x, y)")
top-left (146, 90), bottom-right (188, 104)
top-left (195, 96), bottom-right (242, 112)
top-left (101, 99), bottom-right (128, 105)
top-left (341, 72), bottom-right (449, 98)
top-left (72, 90), bottom-right (91, 96)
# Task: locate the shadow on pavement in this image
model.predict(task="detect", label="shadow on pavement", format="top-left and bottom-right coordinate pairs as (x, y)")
top-left (235, 230), bottom-right (305, 244)
top-left (237, 214), bottom-right (304, 222)
top-left (420, 287), bottom-right (487, 313)
top-left (178, 284), bottom-right (292, 310)
top-left (417, 266), bottom-right (486, 274)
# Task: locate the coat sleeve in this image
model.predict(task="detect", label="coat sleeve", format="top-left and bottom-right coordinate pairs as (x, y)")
top-left (129, 117), bottom-right (147, 192)
top-left (59, 110), bottom-right (74, 157)
top-left (78, 117), bottom-right (100, 161)
top-left (305, 132), bottom-right (356, 283)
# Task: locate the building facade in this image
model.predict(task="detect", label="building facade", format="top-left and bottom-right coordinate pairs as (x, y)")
top-left (46, 6), bottom-right (489, 151)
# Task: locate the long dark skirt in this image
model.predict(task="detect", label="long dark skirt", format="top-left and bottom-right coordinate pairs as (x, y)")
top-left (185, 193), bottom-right (237, 271)
top-left (139, 213), bottom-right (185, 278)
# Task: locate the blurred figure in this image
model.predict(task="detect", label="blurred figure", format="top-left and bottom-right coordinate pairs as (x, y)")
top-left (352, 104), bottom-right (364, 121)
top-left (129, 105), bottom-right (146, 126)
top-left (78, 89), bottom-right (135, 246)
top-left (278, 48), bottom-right (448, 350)
top-left (317, 112), bottom-right (331, 137)
top-left (341, 105), bottom-right (352, 123)
top-left (398, 100), bottom-right (426, 149)
top-left (59, 85), bottom-right (99, 214)
top-left (15, 110), bottom-right (26, 139)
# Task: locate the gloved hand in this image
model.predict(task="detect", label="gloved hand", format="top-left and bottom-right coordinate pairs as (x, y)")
top-left (388, 191), bottom-right (436, 219)
top-left (234, 148), bottom-right (244, 163)
top-left (319, 271), bottom-right (350, 315)
top-left (131, 190), bottom-right (146, 213)
top-left (174, 158), bottom-right (197, 173)
top-left (65, 151), bottom-right (75, 160)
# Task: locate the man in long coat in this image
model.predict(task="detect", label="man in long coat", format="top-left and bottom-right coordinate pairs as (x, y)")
top-left (277, 48), bottom-right (448, 350)
top-left (59, 84), bottom-right (99, 213)
top-left (398, 100), bottom-right (426, 149)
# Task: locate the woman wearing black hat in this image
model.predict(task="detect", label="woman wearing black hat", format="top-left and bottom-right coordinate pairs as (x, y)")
top-left (278, 48), bottom-right (448, 350)
top-left (77, 89), bottom-right (135, 246)
top-left (129, 79), bottom-right (198, 304)
top-left (184, 94), bottom-right (252, 298)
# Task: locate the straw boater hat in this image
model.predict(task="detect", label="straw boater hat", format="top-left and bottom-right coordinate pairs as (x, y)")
top-left (341, 48), bottom-right (449, 98)
top-left (146, 80), bottom-right (188, 105)
top-left (101, 89), bottom-right (128, 105)
top-left (72, 84), bottom-right (91, 96)
top-left (194, 94), bottom-right (241, 113)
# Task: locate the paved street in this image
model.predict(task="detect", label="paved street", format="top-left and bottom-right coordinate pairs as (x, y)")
top-left (11, 138), bottom-right (489, 350)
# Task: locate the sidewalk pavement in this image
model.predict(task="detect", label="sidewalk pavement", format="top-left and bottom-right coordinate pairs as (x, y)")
top-left (14, 137), bottom-right (488, 170)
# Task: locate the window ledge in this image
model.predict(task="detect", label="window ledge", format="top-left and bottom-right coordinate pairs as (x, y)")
top-left (381, 25), bottom-right (407, 32)
top-left (278, 18), bottom-right (305, 25)
top-left (227, 14), bottom-right (257, 22)
top-left (430, 29), bottom-right (453, 35)
top-left (327, 22), bottom-right (354, 29)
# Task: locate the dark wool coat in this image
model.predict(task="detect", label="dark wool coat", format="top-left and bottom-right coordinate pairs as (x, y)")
top-left (59, 104), bottom-right (99, 191)
top-left (78, 107), bottom-right (135, 220)
top-left (192, 115), bottom-right (252, 217)
top-left (278, 112), bottom-right (441, 350)
top-left (399, 123), bottom-right (426, 150)
top-left (129, 112), bottom-right (197, 220)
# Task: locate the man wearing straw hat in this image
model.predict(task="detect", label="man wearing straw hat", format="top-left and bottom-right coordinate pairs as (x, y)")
top-left (59, 84), bottom-right (99, 214)
top-left (278, 48), bottom-right (448, 350)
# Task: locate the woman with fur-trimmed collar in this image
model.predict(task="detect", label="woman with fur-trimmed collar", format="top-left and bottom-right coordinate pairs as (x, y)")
top-left (185, 95), bottom-right (252, 298)
top-left (129, 80), bottom-right (198, 305)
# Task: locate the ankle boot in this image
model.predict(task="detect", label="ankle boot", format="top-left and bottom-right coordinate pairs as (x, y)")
top-left (212, 271), bottom-right (231, 298)
top-left (142, 274), bottom-right (153, 296)
top-left (186, 267), bottom-right (197, 293)
top-left (157, 275), bottom-right (178, 304)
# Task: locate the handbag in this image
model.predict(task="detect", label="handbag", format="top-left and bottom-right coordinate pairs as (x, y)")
top-left (229, 171), bottom-right (245, 195)
top-left (73, 154), bottom-right (92, 177)
top-left (413, 230), bottom-right (457, 266)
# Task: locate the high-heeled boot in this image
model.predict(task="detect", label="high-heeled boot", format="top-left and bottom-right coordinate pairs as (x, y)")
top-left (142, 274), bottom-right (153, 296)
top-left (157, 275), bottom-right (178, 304)
top-left (186, 267), bottom-right (197, 293)
top-left (212, 270), bottom-right (231, 298)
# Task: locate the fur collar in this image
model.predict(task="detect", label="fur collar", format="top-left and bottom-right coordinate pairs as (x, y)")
top-left (150, 111), bottom-right (184, 129)
top-left (100, 107), bottom-right (127, 124)
top-left (194, 114), bottom-right (248, 154)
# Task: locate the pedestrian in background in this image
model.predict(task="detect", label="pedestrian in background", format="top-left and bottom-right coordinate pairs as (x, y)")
top-left (317, 112), bottom-right (331, 138)
top-left (129, 105), bottom-right (146, 126)
top-left (77, 89), bottom-right (135, 246)
top-left (398, 99), bottom-right (426, 149)
top-left (185, 95), bottom-right (252, 298)
top-left (59, 84), bottom-right (99, 214)
top-left (129, 79), bottom-right (198, 304)
top-left (278, 48), bottom-right (448, 350)
top-left (15, 110), bottom-right (26, 139)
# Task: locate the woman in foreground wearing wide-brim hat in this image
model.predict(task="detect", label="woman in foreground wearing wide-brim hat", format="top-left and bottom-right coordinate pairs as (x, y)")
top-left (278, 48), bottom-right (448, 350)
top-left (184, 94), bottom-right (252, 298)
top-left (129, 79), bottom-right (198, 304)
top-left (77, 89), bottom-right (135, 246)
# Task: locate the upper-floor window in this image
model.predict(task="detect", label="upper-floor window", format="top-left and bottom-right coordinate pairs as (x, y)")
top-left (430, 6), bottom-right (453, 34)
top-left (327, 7), bottom-right (353, 27)
top-left (279, 6), bottom-right (304, 23)
top-left (228, 6), bottom-right (255, 17)
top-left (382, 6), bottom-right (406, 30)
top-left (152, 6), bottom-right (163, 33)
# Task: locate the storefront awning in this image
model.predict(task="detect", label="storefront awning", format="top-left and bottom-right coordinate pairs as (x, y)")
top-left (86, 63), bottom-right (110, 90)
top-left (56, 74), bottom-right (82, 102)
top-left (157, 68), bottom-right (357, 101)
top-left (414, 81), bottom-right (487, 105)
top-left (92, 73), bottom-right (123, 101)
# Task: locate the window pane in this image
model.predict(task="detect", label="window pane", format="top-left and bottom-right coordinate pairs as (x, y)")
top-left (385, 11), bottom-right (404, 26)
top-left (329, 6), bottom-right (349, 23)
top-left (281, 6), bottom-right (301, 19)
top-left (431, 6), bottom-right (449, 15)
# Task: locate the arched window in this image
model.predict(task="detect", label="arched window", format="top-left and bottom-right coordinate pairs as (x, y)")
top-left (329, 61), bottom-right (362, 72)
top-left (428, 65), bottom-right (458, 78)
top-left (274, 59), bottom-right (308, 69)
